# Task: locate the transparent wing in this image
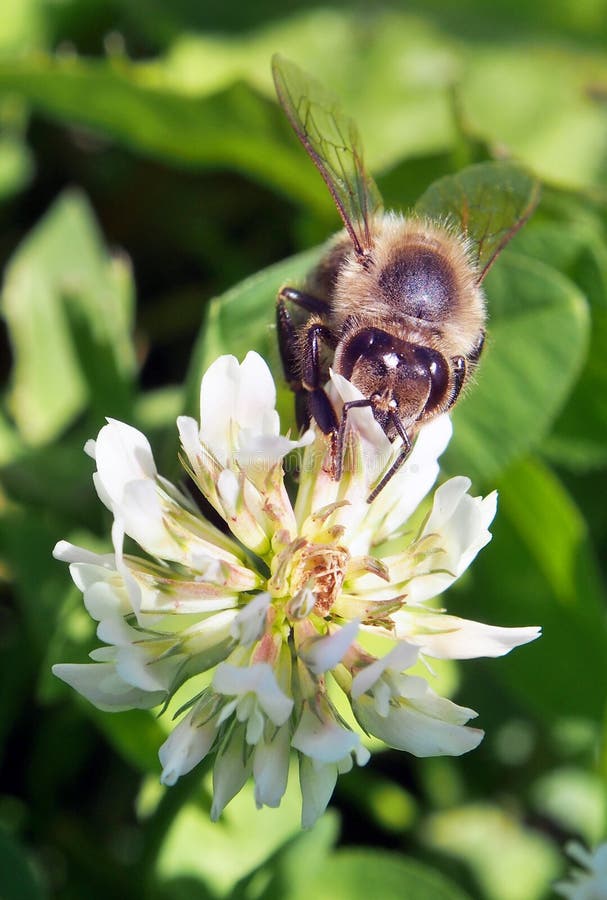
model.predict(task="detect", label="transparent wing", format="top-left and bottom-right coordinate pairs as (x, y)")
top-left (272, 54), bottom-right (382, 257)
top-left (415, 162), bottom-right (541, 282)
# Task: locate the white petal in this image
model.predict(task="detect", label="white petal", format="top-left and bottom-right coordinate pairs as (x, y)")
top-left (213, 662), bottom-right (293, 726)
top-left (253, 724), bottom-right (291, 809)
top-left (292, 702), bottom-right (361, 764)
top-left (423, 478), bottom-right (497, 575)
top-left (53, 541), bottom-right (113, 567)
top-left (234, 430), bottom-right (314, 467)
top-left (351, 642), bottom-right (419, 699)
top-left (115, 645), bottom-right (179, 692)
top-left (329, 371), bottom-right (390, 452)
top-left (83, 579), bottom-right (128, 620)
top-left (400, 480), bottom-right (497, 605)
top-left (159, 709), bottom-right (217, 786)
top-left (217, 468), bottom-right (240, 516)
top-left (230, 592), bottom-right (271, 646)
top-left (52, 662), bottom-right (164, 711)
top-left (94, 419), bottom-right (157, 511)
top-left (394, 611), bottom-right (542, 659)
top-left (118, 479), bottom-right (168, 554)
top-left (236, 351), bottom-right (278, 433)
top-left (353, 689), bottom-right (483, 757)
top-left (176, 415), bottom-right (202, 468)
top-left (299, 754), bottom-right (338, 829)
top-left (200, 354), bottom-right (240, 465)
top-left (302, 620), bottom-right (360, 675)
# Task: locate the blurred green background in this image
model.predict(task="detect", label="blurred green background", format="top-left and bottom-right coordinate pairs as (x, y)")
top-left (1, 1), bottom-right (607, 898)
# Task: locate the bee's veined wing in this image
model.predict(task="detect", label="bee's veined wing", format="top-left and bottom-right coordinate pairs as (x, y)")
top-left (272, 54), bottom-right (383, 257)
top-left (415, 162), bottom-right (541, 282)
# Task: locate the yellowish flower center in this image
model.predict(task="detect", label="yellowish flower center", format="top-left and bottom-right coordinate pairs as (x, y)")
top-left (268, 536), bottom-right (350, 618)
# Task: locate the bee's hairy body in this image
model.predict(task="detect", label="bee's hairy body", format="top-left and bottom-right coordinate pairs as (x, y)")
top-left (288, 214), bottom-right (485, 448)
top-left (305, 213), bottom-right (485, 365)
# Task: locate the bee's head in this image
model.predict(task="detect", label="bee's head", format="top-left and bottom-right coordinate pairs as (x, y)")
top-left (337, 327), bottom-right (451, 433)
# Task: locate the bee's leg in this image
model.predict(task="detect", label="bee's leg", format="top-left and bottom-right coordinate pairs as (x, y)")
top-left (301, 322), bottom-right (339, 438)
top-left (335, 399), bottom-right (374, 480)
top-left (276, 288), bottom-right (331, 432)
top-left (276, 293), bottom-right (303, 391)
top-left (278, 286), bottom-right (330, 315)
top-left (367, 413), bottom-right (412, 503)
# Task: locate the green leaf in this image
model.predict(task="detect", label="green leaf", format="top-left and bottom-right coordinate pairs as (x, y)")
top-left (0, 828), bottom-right (45, 900)
top-left (1, 189), bottom-right (136, 445)
top-left (287, 849), bottom-right (472, 900)
top-left (0, 57), bottom-right (330, 216)
top-left (462, 44), bottom-right (607, 190)
top-left (421, 804), bottom-right (560, 900)
top-left (185, 246), bottom-right (321, 427)
top-left (497, 456), bottom-right (597, 604)
top-left (458, 455), bottom-right (607, 722)
top-left (445, 252), bottom-right (589, 482)
top-left (230, 814), bottom-right (338, 900)
top-left (155, 763), bottom-right (305, 896)
top-left (542, 306), bottom-right (607, 471)
top-left (415, 161), bottom-right (540, 279)
top-left (507, 196), bottom-right (607, 470)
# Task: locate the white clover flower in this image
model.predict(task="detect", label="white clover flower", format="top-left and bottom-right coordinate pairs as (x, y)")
top-left (555, 841), bottom-right (607, 899)
top-left (52, 351), bottom-right (540, 827)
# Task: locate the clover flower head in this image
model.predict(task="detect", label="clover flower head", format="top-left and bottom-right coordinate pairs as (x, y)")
top-left (53, 351), bottom-right (540, 827)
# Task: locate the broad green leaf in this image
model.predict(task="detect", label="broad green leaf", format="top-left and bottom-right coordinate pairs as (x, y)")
top-left (285, 849), bottom-right (472, 900)
top-left (456, 455), bottom-right (607, 722)
top-left (0, 58), bottom-right (330, 216)
top-left (1, 189), bottom-right (136, 444)
top-left (445, 252), bottom-right (589, 482)
top-left (497, 456), bottom-right (596, 604)
top-left (421, 804), bottom-right (560, 900)
top-left (156, 763), bottom-right (306, 896)
top-left (230, 814), bottom-right (338, 900)
top-left (508, 198), bottom-right (607, 469)
top-left (462, 44), bottom-right (607, 190)
top-left (543, 307), bottom-right (607, 470)
top-left (0, 12), bottom-right (460, 203)
top-left (0, 828), bottom-right (45, 900)
top-left (415, 162), bottom-right (540, 280)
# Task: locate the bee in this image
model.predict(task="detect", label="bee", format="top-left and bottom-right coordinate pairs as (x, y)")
top-left (272, 55), bottom-right (540, 500)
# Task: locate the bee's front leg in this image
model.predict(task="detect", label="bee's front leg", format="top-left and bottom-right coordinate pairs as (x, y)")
top-left (300, 320), bottom-right (339, 437)
top-left (276, 288), bottom-right (337, 435)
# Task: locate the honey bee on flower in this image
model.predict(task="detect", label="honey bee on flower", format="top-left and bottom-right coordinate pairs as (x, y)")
top-left (53, 351), bottom-right (539, 827)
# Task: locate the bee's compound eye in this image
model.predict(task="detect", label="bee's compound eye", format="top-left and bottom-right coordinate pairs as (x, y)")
top-left (417, 348), bottom-right (450, 412)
